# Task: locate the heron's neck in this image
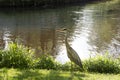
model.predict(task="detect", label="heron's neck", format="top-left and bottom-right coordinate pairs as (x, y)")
top-left (65, 32), bottom-right (69, 47)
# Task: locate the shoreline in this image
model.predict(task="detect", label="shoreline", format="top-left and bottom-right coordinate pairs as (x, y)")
top-left (0, 0), bottom-right (109, 8)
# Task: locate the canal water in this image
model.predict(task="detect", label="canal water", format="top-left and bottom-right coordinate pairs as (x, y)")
top-left (0, 0), bottom-right (120, 63)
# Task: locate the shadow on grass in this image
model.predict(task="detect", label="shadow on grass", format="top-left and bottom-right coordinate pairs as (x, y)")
top-left (13, 69), bottom-right (44, 80)
top-left (13, 69), bottom-right (86, 80)
top-left (45, 70), bottom-right (71, 80)
top-left (45, 70), bottom-right (86, 80)
top-left (74, 72), bottom-right (86, 80)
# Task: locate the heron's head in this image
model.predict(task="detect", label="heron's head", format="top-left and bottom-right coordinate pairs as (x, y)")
top-left (62, 28), bottom-right (67, 31)
top-left (56, 28), bottom-right (70, 38)
top-left (56, 28), bottom-right (69, 33)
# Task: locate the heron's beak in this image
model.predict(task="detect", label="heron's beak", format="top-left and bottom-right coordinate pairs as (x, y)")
top-left (56, 28), bottom-right (67, 32)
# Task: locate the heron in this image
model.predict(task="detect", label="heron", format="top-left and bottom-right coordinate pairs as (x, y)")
top-left (58, 28), bottom-right (83, 69)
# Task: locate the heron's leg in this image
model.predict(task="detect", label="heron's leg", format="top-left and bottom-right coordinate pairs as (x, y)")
top-left (70, 61), bottom-right (74, 79)
top-left (71, 61), bottom-right (72, 71)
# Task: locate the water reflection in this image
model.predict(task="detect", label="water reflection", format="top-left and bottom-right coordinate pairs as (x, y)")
top-left (0, 8), bottom-right (75, 59)
top-left (0, 0), bottom-right (120, 63)
top-left (88, 1), bottom-right (120, 56)
top-left (72, 9), bottom-right (95, 59)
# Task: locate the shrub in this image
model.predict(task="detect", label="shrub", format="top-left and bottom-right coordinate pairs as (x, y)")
top-left (0, 42), bottom-right (120, 74)
top-left (0, 43), bottom-right (34, 68)
top-left (83, 54), bottom-right (120, 73)
top-left (61, 62), bottom-right (71, 71)
top-left (60, 62), bottom-right (83, 71)
top-left (35, 55), bottom-right (56, 70)
top-left (34, 55), bottom-right (80, 71)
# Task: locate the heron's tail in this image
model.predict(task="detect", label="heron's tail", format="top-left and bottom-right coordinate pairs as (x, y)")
top-left (78, 60), bottom-right (83, 69)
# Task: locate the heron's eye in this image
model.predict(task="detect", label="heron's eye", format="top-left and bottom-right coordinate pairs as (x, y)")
top-left (62, 28), bottom-right (67, 31)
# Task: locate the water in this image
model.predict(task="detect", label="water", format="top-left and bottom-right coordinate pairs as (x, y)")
top-left (0, 0), bottom-right (120, 63)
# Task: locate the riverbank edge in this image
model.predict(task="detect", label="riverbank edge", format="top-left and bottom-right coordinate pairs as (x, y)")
top-left (0, 0), bottom-right (110, 8)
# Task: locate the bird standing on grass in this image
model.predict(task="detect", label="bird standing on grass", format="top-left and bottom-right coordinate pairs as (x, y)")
top-left (64, 29), bottom-right (83, 69)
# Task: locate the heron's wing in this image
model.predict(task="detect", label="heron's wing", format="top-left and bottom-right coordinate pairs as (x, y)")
top-left (65, 35), bottom-right (83, 68)
top-left (66, 44), bottom-right (83, 68)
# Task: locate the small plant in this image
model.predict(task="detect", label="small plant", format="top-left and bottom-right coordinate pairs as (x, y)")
top-left (83, 53), bottom-right (120, 73)
top-left (0, 43), bottom-right (34, 68)
top-left (61, 62), bottom-right (71, 71)
top-left (35, 55), bottom-right (56, 70)
top-left (60, 62), bottom-right (83, 71)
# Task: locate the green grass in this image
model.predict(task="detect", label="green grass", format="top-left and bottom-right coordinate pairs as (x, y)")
top-left (83, 53), bottom-right (120, 73)
top-left (0, 68), bottom-right (120, 80)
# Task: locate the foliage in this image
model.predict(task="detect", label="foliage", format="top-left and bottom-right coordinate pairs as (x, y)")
top-left (83, 53), bottom-right (120, 73)
top-left (0, 43), bottom-right (34, 68)
top-left (0, 43), bottom-right (120, 74)
top-left (61, 62), bottom-right (71, 71)
top-left (35, 55), bottom-right (56, 70)
top-left (60, 62), bottom-right (82, 71)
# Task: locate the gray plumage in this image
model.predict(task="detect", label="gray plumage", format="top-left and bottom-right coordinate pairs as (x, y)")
top-left (65, 30), bottom-right (83, 69)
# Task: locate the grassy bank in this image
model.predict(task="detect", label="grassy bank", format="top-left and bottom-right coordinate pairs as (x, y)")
top-left (0, 0), bottom-right (110, 8)
top-left (0, 43), bottom-right (120, 74)
top-left (0, 68), bottom-right (120, 80)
